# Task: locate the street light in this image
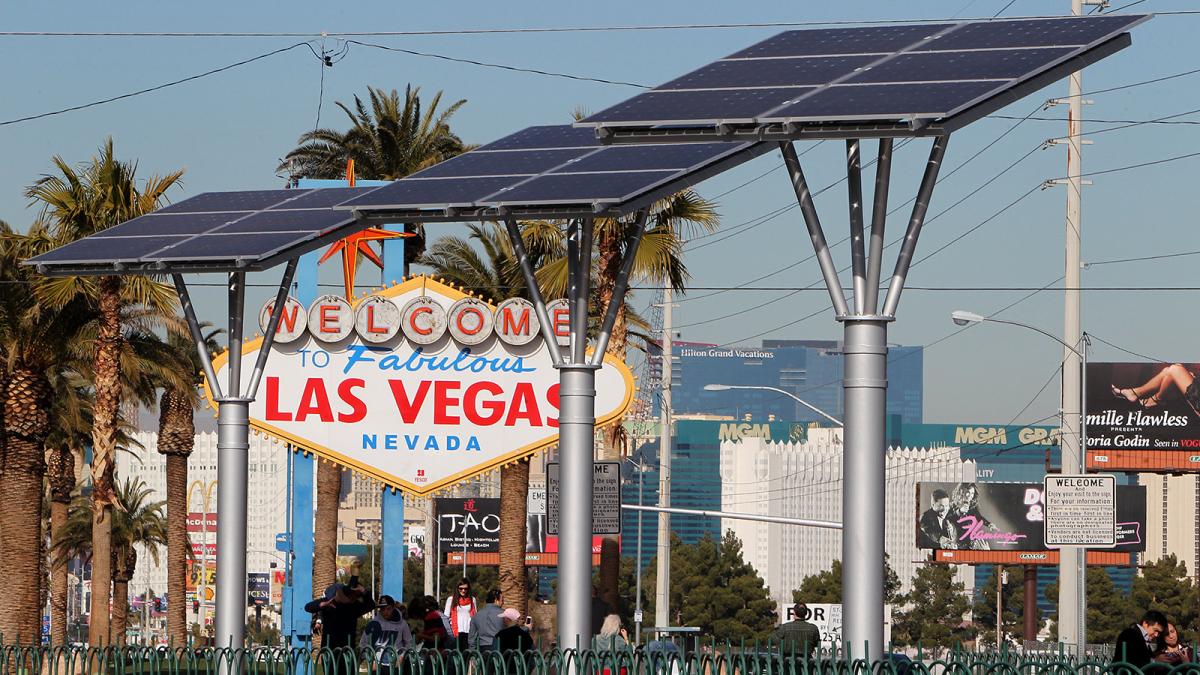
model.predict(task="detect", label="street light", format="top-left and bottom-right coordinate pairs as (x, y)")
top-left (623, 456), bottom-right (648, 645)
top-left (703, 384), bottom-right (844, 426)
top-left (950, 309), bottom-right (1089, 657)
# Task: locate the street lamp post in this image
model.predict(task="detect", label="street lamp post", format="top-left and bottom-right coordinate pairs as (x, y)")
top-left (623, 456), bottom-right (647, 644)
top-left (950, 310), bottom-right (1089, 656)
top-left (702, 384), bottom-right (844, 426)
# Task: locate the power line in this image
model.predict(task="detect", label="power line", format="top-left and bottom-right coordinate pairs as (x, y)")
top-left (0, 42), bottom-right (318, 127)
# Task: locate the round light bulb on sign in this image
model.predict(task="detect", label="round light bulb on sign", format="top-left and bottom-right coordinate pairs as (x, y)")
top-left (354, 296), bottom-right (402, 344)
top-left (495, 297), bottom-right (540, 347)
top-left (259, 297), bottom-right (308, 344)
top-left (307, 295), bottom-right (355, 342)
top-left (400, 295), bottom-right (447, 345)
top-left (448, 297), bottom-right (494, 345)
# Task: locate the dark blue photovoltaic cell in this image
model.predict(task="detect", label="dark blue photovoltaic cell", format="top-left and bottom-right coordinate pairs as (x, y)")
top-left (217, 209), bottom-right (357, 234)
top-left (583, 87), bottom-right (818, 124)
top-left (412, 148), bottom-right (592, 179)
top-left (28, 235), bottom-right (189, 263)
top-left (477, 125), bottom-right (598, 151)
top-left (911, 15), bottom-right (1142, 51)
top-left (726, 24), bottom-right (954, 58)
top-left (155, 190), bottom-right (294, 214)
top-left (340, 176), bottom-right (524, 208)
top-left (850, 47), bottom-right (1076, 84)
top-left (491, 171), bottom-right (678, 204)
top-left (658, 55), bottom-right (876, 90)
top-left (90, 212), bottom-right (245, 238)
top-left (153, 232), bottom-right (313, 260)
top-left (549, 144), bottom-right (738, 173)
top-left (277, 187), bottom-right (375, 209)
top-left (765, 81), bottom-right (1000, 120)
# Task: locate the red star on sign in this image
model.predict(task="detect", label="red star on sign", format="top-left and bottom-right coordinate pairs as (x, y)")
top-left (318, 227), bottom-right (411, 298)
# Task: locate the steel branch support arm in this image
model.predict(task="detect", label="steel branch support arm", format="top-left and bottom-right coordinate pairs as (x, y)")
top-left (864, 138), bottom-right (894, 313)
top-left (246, 258), bottom-right (298, 399)
top-left (503, 215), bottom-right (564, 367)
top-left (881, 135), bottom-right (950, 317)
top-left (779, 141), bottom-right (851, 318)
top-left (846, 139), bottom-right (867, 315)
top-left (173, 274), bottom-right (224, 401)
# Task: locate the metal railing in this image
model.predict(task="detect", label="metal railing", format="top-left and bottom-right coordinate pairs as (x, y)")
top-left (0, 642), bottom-right (1192, 675)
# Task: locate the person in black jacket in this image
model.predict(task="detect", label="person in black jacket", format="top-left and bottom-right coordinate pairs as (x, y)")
top-left (1113, 609), bottom-right (1168, 669)
top-left (304, 577), bottom-right (375, 650)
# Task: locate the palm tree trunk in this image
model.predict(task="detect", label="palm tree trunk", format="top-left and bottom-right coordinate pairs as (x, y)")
top-left (498, 460), bottom-right (530, 617)
top-left (165, 453), bottom-right (189, 645)
top-left (0, 368), bottom-right (51, 644)
top-left (158, 387), bottom-right (196, 646)
top-left (89, 275), bottom-right (123, 647)
top-left (47, 444), bottom-right (74, 646)
top-left (111, 565), bottom-right (128, 645)
top-left (314, 460), bottom-right (341, 594)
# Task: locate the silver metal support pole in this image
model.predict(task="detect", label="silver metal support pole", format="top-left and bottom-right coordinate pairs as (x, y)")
top-left (503, 216), bottom-right (564, 366)
top-left (591, 211), bottom-right (649, 365)
top-left (1060, 0), bottom-right (1086, 653)
top-left (655, 287), bottom-right (673, 632)
top-left (846, 140), bottom-right (867, 315)
top-left (215, 398), bottom-right (250, 649)
top-left (424, 501), bottom-right (435, 596)
top-left (840, 318), bottom-right (890, 663)
top-left (246, 259), bottom-right (298, 399)
top-left (557, 364), bottom-right (598, 650)
top-left (881, 136), bottom-right (949, 317)
top-left (173, 274), bottom-right (223, 400)
top-left (571, 219), bottom-right (593, 365)
top-left (997, 565), bottom-right (1004, 647)
top-left (863, 139), bottom-right (894, 312)
top-left (634, 468), bottom-right (644, 645)
top-left (227, 272), bottom-right (246, 394)
top-left (779, 141), bottom-right (851, 318)
top-left (624, 504), bottom-right (842, 530)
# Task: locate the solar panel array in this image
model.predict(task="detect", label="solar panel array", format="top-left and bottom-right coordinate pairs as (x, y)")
top-left (578, 15), bottom-right (1148, 133)
top-left (27, 187), bottom-right (375, 273)
top-left (338, 124), bottom-right (762, 211)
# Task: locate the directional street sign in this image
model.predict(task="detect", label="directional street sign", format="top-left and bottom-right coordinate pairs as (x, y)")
top-left (1044, 474), bottom-right (1117, 548)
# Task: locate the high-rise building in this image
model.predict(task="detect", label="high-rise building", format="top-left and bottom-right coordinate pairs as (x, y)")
top-left (650, 340), bottom-right (923, 425)
top-left (719, 429), bottom-right (976, 611)
top-left (1139, 473), bottom-right (1200, 587)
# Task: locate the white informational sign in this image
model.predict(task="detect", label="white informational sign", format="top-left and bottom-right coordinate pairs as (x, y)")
top-left (1043, 474), bottom-right (1117, 547)
top-left (546, 461), bottom-right (621, 535)
top-left (527, 482), bottom-right (547, 516)
top-left (208, 277), bottom-right (635, 495)
top-left (780, 603), bottom-right (892, 648)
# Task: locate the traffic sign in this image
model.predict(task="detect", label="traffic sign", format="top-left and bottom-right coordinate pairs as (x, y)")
top-left (1044, 474), bottom-right (1117, 547)
top-left (546, 461), bottom-right (621, 535)
top-left (275, 532), bottom-right (291, 552)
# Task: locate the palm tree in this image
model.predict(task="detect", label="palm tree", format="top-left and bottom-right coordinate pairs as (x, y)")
top-left (155, 325), bottom-right (219, 645)
top-left (278, 85), bottom-right (469, 272)
top-left (54, 478), bottom-right (168, 645)
top-left (280, 87), bottom-right (470, 603)
top-left (420, 222), bottom-right (564, 617)
top-left (25, 138), bottom-right (184, 646)
top-left (0, 222), bottom-right (91, 644)
top-left (44, 370), bottom-right (92, 646)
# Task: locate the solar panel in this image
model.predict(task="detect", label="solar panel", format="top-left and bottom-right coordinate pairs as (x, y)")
top-left (578, 14), bottom-right (1149, 138)
top-left (338, 124), bottom-right (767, 213)
top-left (27, 127), bottom-right (769, 275)
top-left (24, 187), bottom-right (380, 274)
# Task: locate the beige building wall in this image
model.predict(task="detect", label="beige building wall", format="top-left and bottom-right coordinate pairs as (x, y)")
top-left (1138, 473), bottom-right (1200, 585)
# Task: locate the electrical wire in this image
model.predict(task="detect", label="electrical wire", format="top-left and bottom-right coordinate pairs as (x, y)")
top-left (0, 42), bottom-right (318, 127)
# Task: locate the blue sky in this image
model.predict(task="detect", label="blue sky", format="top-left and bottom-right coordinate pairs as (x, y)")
top-left (4, 1), bottom-right (1199, 426)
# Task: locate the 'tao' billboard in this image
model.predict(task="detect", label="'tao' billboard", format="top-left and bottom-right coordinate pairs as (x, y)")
top-left (204, 277), bottom-right (635, 495)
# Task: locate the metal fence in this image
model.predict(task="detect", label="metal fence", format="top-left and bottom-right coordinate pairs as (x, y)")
top-left (0, 644), bottom-right (1193, 675)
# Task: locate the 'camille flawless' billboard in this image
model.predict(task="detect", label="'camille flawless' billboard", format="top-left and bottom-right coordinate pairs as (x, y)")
top-left (205, 277), bottom-right (635, 495)
top-left (916, 482), bottom-right (1145, 552)
top-left (1087, 362), bottom-right (1200, 472)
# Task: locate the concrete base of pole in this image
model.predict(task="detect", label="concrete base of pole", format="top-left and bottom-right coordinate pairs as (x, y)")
top-left (556, 364), bottom-right (598, 651)
top-left (840, 318), bottom-right (890, 662)
top-left (215, 399), bottom-right (250, 649)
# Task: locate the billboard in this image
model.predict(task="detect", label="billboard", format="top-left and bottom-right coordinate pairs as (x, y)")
top-left (916, 482), bottom-right (1145, 553)
top-left (1087, 362), bottom-right (1200, 472)
top-left (247, 572), bottom-right (270, 607)
top-left (206, 276), bottom-right (635, 495)
top-left (436, 497), bottom-right (500, 553)
top-left (270, 570), bottom-right (286, 604)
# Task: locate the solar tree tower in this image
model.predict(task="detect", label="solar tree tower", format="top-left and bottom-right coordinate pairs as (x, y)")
top-left (576, 15), bottom-right (1147, 661)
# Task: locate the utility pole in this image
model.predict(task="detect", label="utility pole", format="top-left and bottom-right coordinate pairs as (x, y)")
top-left (424, 500), bottom-right (435, 596)
top-left (654, 286), bottom-right (672, 631)
top-left (996, 566), bottom-right (1005, 648)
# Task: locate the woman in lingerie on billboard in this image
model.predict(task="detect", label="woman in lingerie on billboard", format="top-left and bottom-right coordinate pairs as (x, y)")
top-left (950, 484), bottom-right (994, 550)
top-left (1111, 363), bottom-right (1200, 416)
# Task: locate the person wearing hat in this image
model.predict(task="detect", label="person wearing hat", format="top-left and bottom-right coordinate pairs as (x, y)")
top-left (304, 574), bottom-right (375, 649)
top-left (359, 595), bottom-right (413, 674)
top-left (493, 608), bottom-right (534, 653)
